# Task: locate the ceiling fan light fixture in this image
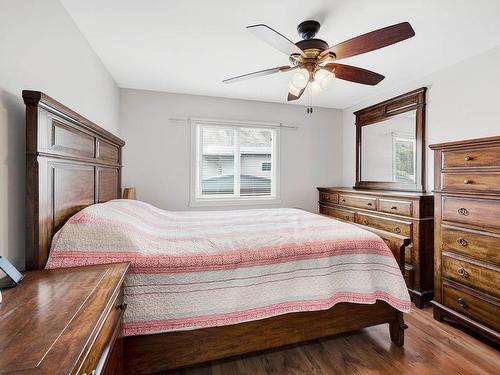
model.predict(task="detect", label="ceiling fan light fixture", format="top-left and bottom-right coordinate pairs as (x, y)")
top-left (290, 68), bottom-right (309, 89)
top-left (314, 68), bottom-right (334, 90)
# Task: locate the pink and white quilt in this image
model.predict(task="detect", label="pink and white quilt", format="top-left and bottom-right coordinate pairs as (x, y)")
top-left (46, 199), bottom-right (410, 336)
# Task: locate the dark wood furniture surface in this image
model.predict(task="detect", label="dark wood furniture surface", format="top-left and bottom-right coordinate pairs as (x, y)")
top-left (0, 263), bottom-right (129, 375)
top-left (318, 187), bottom-right (434, 308)
top-left (430, 136), bottom-right (500, 343)
top-left (24, 91), bottom-right (411, 375)
top-left (354, 87), bottom-right (426, 192)
top-left (23, 90), bottom-right (125, 271)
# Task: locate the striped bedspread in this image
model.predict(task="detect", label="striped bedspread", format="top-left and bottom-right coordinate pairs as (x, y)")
top-left (46, 200), bottom-right (410, 336)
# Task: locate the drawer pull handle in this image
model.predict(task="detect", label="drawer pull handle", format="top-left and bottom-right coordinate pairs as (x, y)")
top-left (367, 202), bottom-right (373, 206)
top-left (390, 206), bottom-right (398, 210)
top-left (457, 297), bottom-right (466, 307)
top-left (116, 302), bottom-right (128, 310)
top-left (463, 179), bottom-right (472, 184)
top-left (341, 199), bottom-right (346, 202)
top-left (362, 219), bottom-right (369, 225)
top-left (394, 227), bottom-right (401, 234)
top-left (457, 207), bottom-right (469, 216)
top-left (457, 267), bottom-right (469, 278)
top-left (464, 156), bottom-right (473, 161)
top-left (344, 216), bottom-right (350, 220)
top-left (456, 237), bottom-right (467, 246)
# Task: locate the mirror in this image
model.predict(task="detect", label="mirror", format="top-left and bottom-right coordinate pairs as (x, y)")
top-left (361, 111), bottom-right (416, 183)
top-left (355, 88), bottom-right (426, 192)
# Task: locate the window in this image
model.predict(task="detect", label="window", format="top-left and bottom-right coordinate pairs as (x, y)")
top-left (392, 135), bottom-right (416, 183)
top-left (191, 119), bottom-right (280, 206)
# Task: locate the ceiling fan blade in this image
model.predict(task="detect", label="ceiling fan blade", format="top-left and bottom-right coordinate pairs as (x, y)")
top-left (287, 87), bottom-right (306, 101)
top-left (223, 65), bottom-right (292, 84)
top-left (247, 24), bottom-right (305, 57)
top-left (324, 63), bottom-right (385, 85)
top-left (321, 22), bottom-right (415, 60)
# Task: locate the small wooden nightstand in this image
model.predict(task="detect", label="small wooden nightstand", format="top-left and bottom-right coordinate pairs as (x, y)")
top-left (0, 262), bottom-right (129, 375)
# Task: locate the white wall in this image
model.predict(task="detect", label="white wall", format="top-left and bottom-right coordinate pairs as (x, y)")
top-left (342, 45), bottom-right (500, 191)
top-left (120, 89), bottom-right (343, 212)
top-left (0, 0), bottom-right (120, 270)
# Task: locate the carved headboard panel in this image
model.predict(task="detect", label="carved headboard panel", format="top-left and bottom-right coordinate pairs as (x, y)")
top-left (23, 91), bottom-right (125, 270)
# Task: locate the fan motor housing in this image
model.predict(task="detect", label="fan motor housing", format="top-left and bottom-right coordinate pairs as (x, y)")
top-left (295, 39), bottom-right (328, 52)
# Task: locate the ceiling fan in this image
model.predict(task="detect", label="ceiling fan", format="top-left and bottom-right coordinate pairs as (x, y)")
top-left (223, 20), bottom-right (415, 112)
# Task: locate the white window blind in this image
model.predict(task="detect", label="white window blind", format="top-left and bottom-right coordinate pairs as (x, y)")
top-left (192, 121), bottom-right (279, 205)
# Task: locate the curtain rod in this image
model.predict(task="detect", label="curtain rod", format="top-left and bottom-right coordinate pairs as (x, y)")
top-left (168, 117), bottom-right (298, 129)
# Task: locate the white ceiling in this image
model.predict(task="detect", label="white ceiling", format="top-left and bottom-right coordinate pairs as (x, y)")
top-left (61, 0), bottom-right (500, 109)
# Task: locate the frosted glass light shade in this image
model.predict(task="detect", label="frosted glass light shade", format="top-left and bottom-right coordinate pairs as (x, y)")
top-left (310, 80), bottom-right (324, 96)
top-left (314, 68), bottom-right (334, 89)
top-left (288, 82), bottom-right (302, 96)
top-left (290, 68), bottom-right (309, 89)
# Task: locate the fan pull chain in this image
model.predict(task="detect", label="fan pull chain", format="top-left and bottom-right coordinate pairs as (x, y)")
top-left (307, 84), bottom-right (313, 114)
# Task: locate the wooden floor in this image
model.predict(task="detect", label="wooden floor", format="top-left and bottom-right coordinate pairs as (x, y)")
top-left (163, 305), bottom-right (499, 375)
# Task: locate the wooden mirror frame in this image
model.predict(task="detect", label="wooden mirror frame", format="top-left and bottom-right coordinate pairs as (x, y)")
top-left (354, 87), bottom-right (427, 192)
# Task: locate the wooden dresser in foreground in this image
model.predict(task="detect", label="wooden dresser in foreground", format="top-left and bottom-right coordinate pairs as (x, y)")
top-left (430, 136), bottom-right (500, 343)
top-left (317, 187), bottom-right (434, 308)
top-left (0, 263), bottom-right (129, 375)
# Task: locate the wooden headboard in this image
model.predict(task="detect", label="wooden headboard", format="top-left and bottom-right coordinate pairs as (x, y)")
top-left (23, 91), bottom-right (125, 270)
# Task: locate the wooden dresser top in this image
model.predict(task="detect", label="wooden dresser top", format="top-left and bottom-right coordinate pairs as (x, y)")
top-left (429, 135), bottom-right (500, 150)
top-left (317, 187), bottom-right (433, 199)
top-left (0, 263), bottom-right (129, 374)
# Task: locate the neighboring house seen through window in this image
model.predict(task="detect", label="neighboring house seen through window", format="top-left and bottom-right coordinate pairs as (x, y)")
top-left (191, 119), bottom-right (279, 206)
top-left (261, 161), bottom-right (271, 172)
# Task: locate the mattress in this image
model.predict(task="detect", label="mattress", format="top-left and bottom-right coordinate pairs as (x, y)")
top-left (46, 199), bottom-right (411, 336)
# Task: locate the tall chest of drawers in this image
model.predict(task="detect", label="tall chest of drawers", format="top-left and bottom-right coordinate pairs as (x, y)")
top-left (317, 187), bottom-right (434, 308)
top-left (430, 136), bottom-right (500, 343)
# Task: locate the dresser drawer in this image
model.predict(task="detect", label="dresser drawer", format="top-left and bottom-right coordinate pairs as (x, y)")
top-left (442, 145), bottom-right (500, 169)
top-left (339, 194), bottom-right (377, 210)
top-left (442, 283), bottom-right (500, 331)
top-left (319, 192), bottom-right (338, 204)
top-left (378, 198), bottom-right (412, 216)
top-left (441, 226), bottom-right (500, 265)
top-left (356, 213), bottom-right (412, 237)
top-left (79, 289), bottom-right (125, 375)
top-left (319, 205), bottom-right (354, 222)
top-left (442, 254), bottom-right (499, 298)
top-left (442, 196), bottom-right (500, 229)
top-left (442, 172), bottom-right (500, 193)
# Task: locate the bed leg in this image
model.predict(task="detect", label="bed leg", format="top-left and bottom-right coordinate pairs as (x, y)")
top-left (389, 311), bottom-right (407, 347)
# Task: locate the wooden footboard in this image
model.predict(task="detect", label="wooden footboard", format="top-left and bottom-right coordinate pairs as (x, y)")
top-left (123, 226), bottom-right (410, 375)
top-left (352, 223), bottom-right (411, 273)
top-left (124, 301), bottom-right (404, 375)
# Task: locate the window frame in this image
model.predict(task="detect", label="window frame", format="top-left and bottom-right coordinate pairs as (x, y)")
top-left (190, 118), bottom-right (281, 207)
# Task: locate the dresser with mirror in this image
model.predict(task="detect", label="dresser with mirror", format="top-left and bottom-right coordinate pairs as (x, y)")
top-left (319, 88), bottom-right (434, 308)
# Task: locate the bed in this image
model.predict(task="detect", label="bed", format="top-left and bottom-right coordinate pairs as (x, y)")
top-left (24, 91), bottom-right (411, 375)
